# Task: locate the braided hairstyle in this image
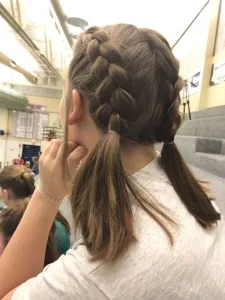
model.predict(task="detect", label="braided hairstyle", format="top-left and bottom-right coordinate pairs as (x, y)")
top-left (65, 24), bottom-right (220, 261)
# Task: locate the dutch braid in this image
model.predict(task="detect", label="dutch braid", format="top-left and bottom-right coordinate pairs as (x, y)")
top-left (141, 29), bottom-right (220, 226)
top-left (86, 29), bottom-right (137, 136)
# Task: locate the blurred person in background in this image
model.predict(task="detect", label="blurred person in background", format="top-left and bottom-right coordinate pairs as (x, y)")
top-left (0, 165), bottom-right (70, 256)
top-left (32, 157), bottom-right (39, 176)
top-left (0, 199), bottom-right (59, 267)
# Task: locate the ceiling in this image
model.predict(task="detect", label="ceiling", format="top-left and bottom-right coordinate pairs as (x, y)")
top-left (60, 0), bottom-right (209, 45)
top-left (0, 0), bottom-right (210, 87)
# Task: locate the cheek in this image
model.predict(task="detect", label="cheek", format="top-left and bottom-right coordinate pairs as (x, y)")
top-left (68, 124), bottom-right (79, 142)
top-left (0, 233), bottom-right (5, 257)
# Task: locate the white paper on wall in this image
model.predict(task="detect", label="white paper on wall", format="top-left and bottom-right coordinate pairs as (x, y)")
top-left (33, 113), bottom-right (49, 140)
top-left (211, 59), bottom-right (225, 84)
top-left (12, 110), bottom-right (48, 140)
top-left (12, 111), bottom-right (27, 138)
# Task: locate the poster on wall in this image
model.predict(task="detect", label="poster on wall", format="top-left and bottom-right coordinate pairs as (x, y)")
top-left (27, 104), bottom-right (46, 111)
top-left (33, 113), bottom-right (49, 140)
top-left (25, 112), bottom-right (35, 138)
top-left (12, 111), bottom-right (27, 138)
top-left (211, 58), bottom-right (225, 84)
top-left (12, 110), bottom-right (48, 140)
top-left (187, 71), bottom-right (201, 95)
top-left (180, 71), bottom-right (201, 99)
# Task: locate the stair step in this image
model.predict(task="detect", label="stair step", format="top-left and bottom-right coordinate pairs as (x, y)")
top-left (196, 137), bottom-right (224, 154)
top-left (190, 105), bottom-right (225, 119)
top-left (195, 152), bottom-right (225, 161)
top-left (178, 116), bottom-right (225, 139)
top-left (194, 152), bottom-right (225, 177)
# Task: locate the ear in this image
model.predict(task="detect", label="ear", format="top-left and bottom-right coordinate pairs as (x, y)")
top-left (68, 89), bottom-right (83, 125)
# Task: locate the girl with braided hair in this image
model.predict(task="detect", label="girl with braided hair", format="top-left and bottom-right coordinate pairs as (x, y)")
top-left (1, 24), bottom-right (225, 299)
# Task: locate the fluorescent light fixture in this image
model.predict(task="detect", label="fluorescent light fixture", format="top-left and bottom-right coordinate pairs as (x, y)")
top-left (10, 60), bottom-right (17, 67)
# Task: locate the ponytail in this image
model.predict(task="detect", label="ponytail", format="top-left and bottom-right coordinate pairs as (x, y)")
top-left (161, 143), bottom-right (221, 227)
top-left (21, 172), bottom-right (35, 196)
top-left (71, 130), bottom-right (176, 262)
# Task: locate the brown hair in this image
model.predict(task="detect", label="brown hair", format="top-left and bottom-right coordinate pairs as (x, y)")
top-left (0, 199), bottom-right (59, 267)
top-left (55, 210), bottom-right (71, 235)
top-left (0, 165), bottom-right (71, 236)
top-left (64, 24), bottom-right (220, 261)
top-left (0, 165), bottom-right (34, 199)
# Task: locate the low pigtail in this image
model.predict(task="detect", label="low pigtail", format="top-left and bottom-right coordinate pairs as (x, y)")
top-left (71, 128), bottom-right (135, 261)
top-left (161, 143), bottom-right (221, 227)
top-left (71, 114), bottom-right (177, 262)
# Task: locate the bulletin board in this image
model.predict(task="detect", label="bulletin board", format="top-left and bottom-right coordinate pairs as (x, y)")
top-left (12, 110), bottom-right (49, 140)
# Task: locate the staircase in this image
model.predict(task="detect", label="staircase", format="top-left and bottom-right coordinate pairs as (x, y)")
top-left (175, 106), bottom-right (225, 178)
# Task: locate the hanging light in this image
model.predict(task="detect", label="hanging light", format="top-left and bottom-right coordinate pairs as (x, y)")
top-left (66, 17), bottom-right (88, 31)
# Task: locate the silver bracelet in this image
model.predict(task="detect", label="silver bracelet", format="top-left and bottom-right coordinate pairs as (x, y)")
top-left (34, 179), bottom-right (69, 204)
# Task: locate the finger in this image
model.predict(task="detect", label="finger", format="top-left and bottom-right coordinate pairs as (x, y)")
top-left (55, 141), bottom-right (77, 161)
top-left (67, 146), bottom-right (87, 170)
top-left (41, 139), bottom-right (55, 156)
top-left (49, 139), bottom-right (63, 159)
top-left (66, 141), bottom-right (78, 157)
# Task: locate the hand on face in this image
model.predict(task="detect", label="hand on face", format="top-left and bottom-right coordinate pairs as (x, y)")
top-left (39, 139), bottom-right (87, 200)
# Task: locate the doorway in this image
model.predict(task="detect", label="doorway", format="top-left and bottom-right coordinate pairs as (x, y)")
top-left (22, 144), bottom-right (40, 169)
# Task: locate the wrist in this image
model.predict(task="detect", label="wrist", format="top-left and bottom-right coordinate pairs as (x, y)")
top-left (31, 190), bottom-right (61, 214)
top-left (35, 179), bottom-right (69, 204)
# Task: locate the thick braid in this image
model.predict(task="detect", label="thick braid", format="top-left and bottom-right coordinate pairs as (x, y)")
top-left (86, 29), bottom-right (137, 132)
top-left (139, 28), bottom-right (184, 142)
top-left (162, 77), bottom-right (183, 143)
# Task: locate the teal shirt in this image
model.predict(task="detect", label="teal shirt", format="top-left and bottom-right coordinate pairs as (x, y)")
top-left (54, 220), bottom-right (70, 256)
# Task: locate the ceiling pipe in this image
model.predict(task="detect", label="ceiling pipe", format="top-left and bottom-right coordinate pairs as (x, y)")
top-left (172, 0), bottom-right (210, 49)
top-left (49, 0), bottom-right (73, 47)
top-left (0, 52), bottom-right (38, 84)
top-left (0, 2), bottom-right (63, 82)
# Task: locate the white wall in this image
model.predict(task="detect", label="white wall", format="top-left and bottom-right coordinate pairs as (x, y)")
top-left (0, 139), bottom-right (6, 168)
top-left (0, 95), bottom-right (60, 167)
top-left (0, 139), bottom-right (42, 167)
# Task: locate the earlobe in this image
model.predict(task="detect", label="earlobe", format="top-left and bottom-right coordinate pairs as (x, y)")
top-left (68, 89), bottom-right (83, 125)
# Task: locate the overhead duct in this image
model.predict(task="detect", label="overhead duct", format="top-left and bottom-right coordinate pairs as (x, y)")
top-left (10, 84), bottom-right (63, 99)
top-left (0, 85), bottom-right (28, 109)
top-left (0, 52), bottom-right (38, 84)
top-left (49, 0), bottom-right (73, 47)
top-left (0, 2), bottom-right (63, 82)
